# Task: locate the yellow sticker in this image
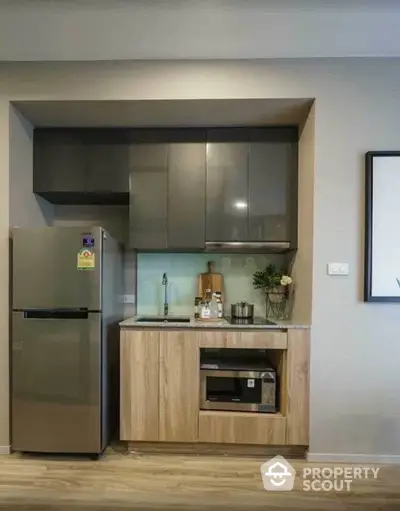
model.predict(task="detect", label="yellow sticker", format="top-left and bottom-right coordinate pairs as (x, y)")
top-left (77, 248), bottom-right (95, 270)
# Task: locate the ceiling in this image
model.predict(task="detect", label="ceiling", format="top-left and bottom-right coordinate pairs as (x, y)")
top-left (1, 1), bottom-right (400, 60)
top-left (14, 99), bottom-right (313, 128)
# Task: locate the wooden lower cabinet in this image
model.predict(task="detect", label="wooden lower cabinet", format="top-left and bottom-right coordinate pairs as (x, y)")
top-left (199, 411), bottom-right (286, 445)
top-left (159, 331), bottom-right (199, 442)
top-left (198, 330), bottom-right (287, 349)
top-left (120, 327), bottom-right (309, 447)
top-left (120, 329), bottom-right (160, 441)
top-left (286, 329), bottom-right (309, 445)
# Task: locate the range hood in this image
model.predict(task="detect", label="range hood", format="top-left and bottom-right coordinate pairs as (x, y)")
top-left (205, 241), bottom-right (292, 254)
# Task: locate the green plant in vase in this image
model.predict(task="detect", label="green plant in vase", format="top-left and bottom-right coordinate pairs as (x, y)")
top-left (253, 263), bottom-right (293, 320)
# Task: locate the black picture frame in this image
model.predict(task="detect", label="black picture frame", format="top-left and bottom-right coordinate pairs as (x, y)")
top-left (364, 151), bottom-right (400, 302)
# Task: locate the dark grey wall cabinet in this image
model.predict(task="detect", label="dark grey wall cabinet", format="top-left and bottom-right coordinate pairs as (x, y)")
top-left (34, 131), bottom-right (86, 196)
top-left (205, 128), bottom-right (298, 246)
top-left (129, 144), bottom-right (168, 250)
top-left (248, 141), bottom-right (297, 242)
top-left (168, 143), bottom-right (206, 249)
top-left (34, 129), bottom-right (130, 204)
top-left (34, 127), bottom-right (298, 250)
top-left (206, 143), bottom-right (248, 242)
top-left (85, 141), bottom-right (130, 194)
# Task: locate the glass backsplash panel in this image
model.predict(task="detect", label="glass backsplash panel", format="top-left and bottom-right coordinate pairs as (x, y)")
top-left (136, 252), bottom-right (285, 317)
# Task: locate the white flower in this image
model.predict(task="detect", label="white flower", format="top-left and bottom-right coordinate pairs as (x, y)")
top-left (280, 275), bottom-right (292, 286)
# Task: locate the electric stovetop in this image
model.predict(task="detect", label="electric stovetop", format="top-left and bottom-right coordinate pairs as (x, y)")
top-left (225, 317), bottom-right (277, 326)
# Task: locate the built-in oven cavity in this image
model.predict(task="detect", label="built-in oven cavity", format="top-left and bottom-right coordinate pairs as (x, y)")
top-left (200, 348), bottom-right (282, 414)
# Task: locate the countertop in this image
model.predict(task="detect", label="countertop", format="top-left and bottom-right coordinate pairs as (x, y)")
top-left (119, 316), bottom-right (310, 329)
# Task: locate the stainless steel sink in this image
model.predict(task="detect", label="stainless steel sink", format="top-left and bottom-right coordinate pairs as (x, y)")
top-left (136, 316), bottom-right (191, 323)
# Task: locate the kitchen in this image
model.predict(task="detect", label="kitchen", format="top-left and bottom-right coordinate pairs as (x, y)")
top-left (9, 113), bottom-right (311, 458)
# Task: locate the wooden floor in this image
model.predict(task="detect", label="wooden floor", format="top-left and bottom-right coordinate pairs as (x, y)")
top-left (0, 447), bottom-right (400, 510)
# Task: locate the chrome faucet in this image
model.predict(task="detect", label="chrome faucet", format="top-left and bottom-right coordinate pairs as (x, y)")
top-left (162, 273), bottom-right (168, 316)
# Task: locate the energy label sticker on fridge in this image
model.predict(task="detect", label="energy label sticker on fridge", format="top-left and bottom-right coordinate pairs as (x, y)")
top-left (77, 248), bottom-right (95, 270)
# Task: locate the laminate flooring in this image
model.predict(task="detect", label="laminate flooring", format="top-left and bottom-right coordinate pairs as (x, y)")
top-left (0, 447), bottom-right (399, 511)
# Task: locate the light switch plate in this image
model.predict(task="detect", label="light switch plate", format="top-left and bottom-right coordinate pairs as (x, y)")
top-left (123, 294), bottom-right (136, 304)
top-left (327, 263), bottom-right (349, 276)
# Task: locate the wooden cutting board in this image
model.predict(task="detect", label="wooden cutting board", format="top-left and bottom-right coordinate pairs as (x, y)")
top-left (198, 261), bottom-right (224, 301)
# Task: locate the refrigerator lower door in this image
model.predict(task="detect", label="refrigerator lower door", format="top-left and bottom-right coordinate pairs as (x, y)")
top-left (12, 311), bottom-right (103, 454)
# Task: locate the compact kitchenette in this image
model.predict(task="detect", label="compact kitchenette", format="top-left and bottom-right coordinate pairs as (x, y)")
top-left (119, 319), bottom-right (309, 451)
top-left (11, 123), bottom-right (311, 456)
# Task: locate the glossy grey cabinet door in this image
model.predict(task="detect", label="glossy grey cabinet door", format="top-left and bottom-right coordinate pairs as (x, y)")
top-left (129, 144), bottom-right (168, 249)
top-left (85, 142), bottom-right (130, 193)
top-left (206, 143), bottom-right (248, 241)
top-left (248, 141), bottom-right (297, 241)
top-left (33, 131), bottom-right (86, 193)
top-left (168, 143), bottom-right (206, 249)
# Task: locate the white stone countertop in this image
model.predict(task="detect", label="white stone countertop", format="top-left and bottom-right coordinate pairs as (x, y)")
top-left (119, 316), bottom-right (310, 329)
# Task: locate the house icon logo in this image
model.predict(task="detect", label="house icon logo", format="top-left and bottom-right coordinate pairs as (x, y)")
top-left (260, 455), bottom-right (296, 491)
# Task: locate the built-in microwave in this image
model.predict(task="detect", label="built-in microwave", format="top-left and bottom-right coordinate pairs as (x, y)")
top-left (200, 352), bottom-right (277, 413)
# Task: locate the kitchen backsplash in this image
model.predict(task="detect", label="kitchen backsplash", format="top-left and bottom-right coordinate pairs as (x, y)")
top-left (137, 253), bottom-right (286, 317)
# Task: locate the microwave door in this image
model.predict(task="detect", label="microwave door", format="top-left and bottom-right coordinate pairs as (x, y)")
top-left (200, 370), bottom-right (262, 412)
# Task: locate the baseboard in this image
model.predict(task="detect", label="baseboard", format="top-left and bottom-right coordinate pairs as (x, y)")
top-left (128, 442), bottom-right (307, 458)
top-left (0, 445), bottom-right (11, 455)
top-left (307, 452), bottom-right (400, 465)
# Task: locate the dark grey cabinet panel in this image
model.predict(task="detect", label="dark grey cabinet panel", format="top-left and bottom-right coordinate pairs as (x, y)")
top-left (129, 144), bottom-right (168, 249)
top-left (206, 143), bottom-right (248, 241)
top-left (168, 144), bottom-right (206, 249)
top-left (34, 132), bottom-right (86, 194)
top-left (248, 141), bottom-right (297, 242)
top-left (34, 130), bottom-right (130, 204)
top-left (85, 142), bottom-right (130, 193)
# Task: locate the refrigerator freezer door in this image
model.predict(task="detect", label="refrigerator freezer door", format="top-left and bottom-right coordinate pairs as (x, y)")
top-left (12, 226), bottom-right (102, 311)
top-left (12, 311), bottom-right (102, 454)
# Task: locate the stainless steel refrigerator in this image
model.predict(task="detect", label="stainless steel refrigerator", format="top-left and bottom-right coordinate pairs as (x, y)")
top-left (11, 226), bottom-right (123, 455)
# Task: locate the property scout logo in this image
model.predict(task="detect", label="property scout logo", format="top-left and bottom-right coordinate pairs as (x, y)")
top-left (260, 456), bottom-right (380, 492)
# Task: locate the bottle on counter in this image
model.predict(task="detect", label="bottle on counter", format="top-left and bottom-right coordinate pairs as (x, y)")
top-left (194, 297), bottom-right (201, 319)
top-left (200, 299), bottom-right (210, 319)
top-left (200, 289), bottom-right (212, 320)
top-left (209, 292), bottom-right (219, 319)
top-left (215, 292), bottom-right (223, 319)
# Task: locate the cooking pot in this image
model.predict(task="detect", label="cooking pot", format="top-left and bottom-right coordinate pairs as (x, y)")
top-left (231, 301), bottom-right (255, 319)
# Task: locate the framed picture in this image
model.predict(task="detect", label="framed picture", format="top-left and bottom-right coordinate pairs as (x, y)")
top-left (365, 151), bottom-right (400, 302)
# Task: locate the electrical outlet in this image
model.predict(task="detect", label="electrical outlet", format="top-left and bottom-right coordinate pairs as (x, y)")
top-left (327, 263), bottom-right (349, 276)
top-left (123, 294), bottom-right (136, 304)
top-left (246, 257), bottom-right (254, 267)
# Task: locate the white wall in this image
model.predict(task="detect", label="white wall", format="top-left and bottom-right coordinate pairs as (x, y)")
top-left (1, 59), bottom-right (400, 460)
top-left (2, 1), bottom-right (400, 60)
top-left (9, 106), bottom-right (53, 228)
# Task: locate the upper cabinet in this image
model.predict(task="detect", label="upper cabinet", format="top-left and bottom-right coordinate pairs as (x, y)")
top-left (168, 143), bottom-right (206, 249)
top-left (33, 129), bottom-right (130, 205)
top-left (84, 132), bottom-right (130, 195)
top-left (129, 143), bottom-right (168, 250)
top-left (248, 130), bottom-right (298, 243)
top-left (206, 141), bottom-right (248, 242)
top-left (129, 130), bottom-right (206, 250)
top-left (205, 128), bottom-right (298, 246)
top-left (34, 130), bottom-right (87, 199)
top-left (33, 127), bottom-right (298, 251)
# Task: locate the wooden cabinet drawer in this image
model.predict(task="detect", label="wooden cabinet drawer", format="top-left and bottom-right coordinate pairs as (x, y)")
top-left (198, 331), bottom-right (287, 349)
top-left (199, 411), bottom-right (286, 445)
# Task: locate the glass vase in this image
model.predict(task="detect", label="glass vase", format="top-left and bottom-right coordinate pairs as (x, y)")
top-left (265, 286), bottom-right (294, 321)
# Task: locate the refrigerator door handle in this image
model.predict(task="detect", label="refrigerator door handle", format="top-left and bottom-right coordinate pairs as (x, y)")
top-left (23, 310), bottom-right (90, 320)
